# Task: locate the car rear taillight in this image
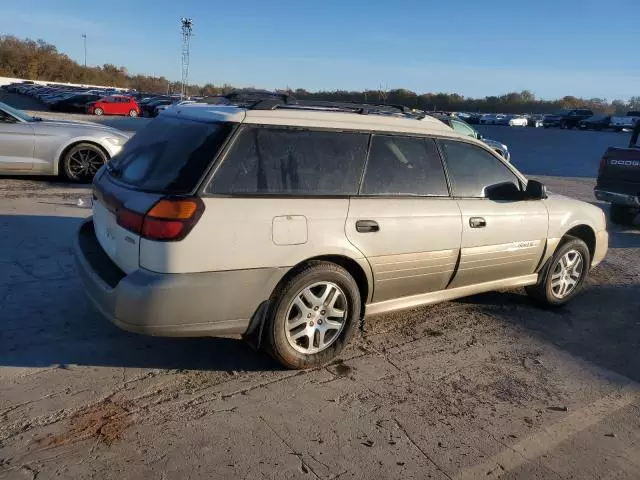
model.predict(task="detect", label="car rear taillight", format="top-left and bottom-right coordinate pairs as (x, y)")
top-left (116, 198), bottom-right (204, 241)
top-left (598, 155), bottom-right (610, 177)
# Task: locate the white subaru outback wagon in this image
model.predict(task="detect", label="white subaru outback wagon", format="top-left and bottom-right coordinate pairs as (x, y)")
top-left (75, 95), bottom-right (608, 369)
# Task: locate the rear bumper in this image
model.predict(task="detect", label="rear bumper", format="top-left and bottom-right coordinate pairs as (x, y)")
top-left (74, 219), bottom-right (287, 337)
top-left (594, 189), bottom-right (640, 207)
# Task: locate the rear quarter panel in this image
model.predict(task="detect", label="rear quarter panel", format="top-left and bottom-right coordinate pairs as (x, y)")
top-left (139, 197), bottom-right (368, 275)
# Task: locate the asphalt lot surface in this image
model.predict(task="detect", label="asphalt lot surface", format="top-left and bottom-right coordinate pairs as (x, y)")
top-left (1, 93), bottom-right (640, 479)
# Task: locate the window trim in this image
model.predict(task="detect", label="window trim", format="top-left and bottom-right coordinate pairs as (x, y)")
top-left (200, 124), bottom-right (527, 200)
top-left (357, 133), bottom-right (452, 198)
top-left (201, 124), bottom-right (371, 198)
top-left (436, 137), bottom-right (526, 200)
top-left (106, 117), bottom-right (236, 195)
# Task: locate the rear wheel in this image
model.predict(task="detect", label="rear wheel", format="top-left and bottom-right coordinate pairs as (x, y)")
top-left (61, 143), bottom-right (107, 182)
top-left (93, 107), bottom-right (104, 116)
top-left (610, 204), bottom-right (637, 226)
top-left (526, 237), bottom-right (590, 307)
top-left (265, 261), bottom-right (361, 370)
top-left (128, 109), bottom-right (138, 117)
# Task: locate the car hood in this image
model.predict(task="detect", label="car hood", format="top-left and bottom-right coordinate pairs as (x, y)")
top-left (33, 118), bottom-right (129, 136)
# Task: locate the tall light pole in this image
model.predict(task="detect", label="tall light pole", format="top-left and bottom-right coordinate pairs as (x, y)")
top-left (81, 34), bottom-right (87, 67)
top-left (180, 18), bottom-right (193, 99)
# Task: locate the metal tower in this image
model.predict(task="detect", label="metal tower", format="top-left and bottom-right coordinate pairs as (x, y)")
top-left (180, 17), bottom-right (193, 99)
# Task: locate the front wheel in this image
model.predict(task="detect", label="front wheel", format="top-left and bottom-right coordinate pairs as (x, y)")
top-left (61, 143), bottom-right (108, 182)
top-left (265, 261), bottom-right (361, 369)
top-left (526, 237), bottom-right (590, 307)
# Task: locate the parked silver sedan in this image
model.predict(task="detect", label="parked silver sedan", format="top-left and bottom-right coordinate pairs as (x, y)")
top-left (0, 102), bottom-right (129, 181)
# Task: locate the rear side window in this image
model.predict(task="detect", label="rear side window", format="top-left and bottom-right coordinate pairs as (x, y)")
top-left (361, 135), bottom-right (449, 196)
top-left (109, 116), bottom-right (233, 193)
top-left (440, 140), bottom-right (520, 198)
top-left (208, 126), bottom-right (368, 195)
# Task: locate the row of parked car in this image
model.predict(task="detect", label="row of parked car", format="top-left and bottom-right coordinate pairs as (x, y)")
top-left (0, 81), bottom-right (198, 118)
top-left (458, 109), bottom-right (640, 131)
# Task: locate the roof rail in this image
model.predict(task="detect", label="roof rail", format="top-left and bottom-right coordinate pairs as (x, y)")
top-left (199, 91), bottom-right (425, 118)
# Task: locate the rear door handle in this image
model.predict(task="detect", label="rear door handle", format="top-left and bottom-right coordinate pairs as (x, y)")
top-left (469, 217), bottom-right (486, 228)
top-left (356, 220), bottom-right (380, 233)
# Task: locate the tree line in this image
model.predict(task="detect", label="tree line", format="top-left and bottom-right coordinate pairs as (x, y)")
top-left (1, 35), bottom-right (638, 114)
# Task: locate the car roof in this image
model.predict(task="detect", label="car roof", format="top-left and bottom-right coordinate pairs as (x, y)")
top-left (169, 104), bottom-right (463, 138)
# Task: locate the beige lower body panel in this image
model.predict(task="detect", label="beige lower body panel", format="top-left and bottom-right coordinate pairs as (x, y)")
top-left (369, 249), bottom-right (458, 302)
top-left (365, 273), bottom-right (538, 317)
top-left (448, 240), bottom-right (545, 289)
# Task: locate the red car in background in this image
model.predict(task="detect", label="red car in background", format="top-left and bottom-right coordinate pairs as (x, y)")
top-left (86, 95), bottom-right (141, 117)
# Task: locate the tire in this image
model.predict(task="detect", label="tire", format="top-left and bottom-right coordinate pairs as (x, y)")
top-left (61, 142), bottom-right (108, 182)
top-left (94, 107), bottom-right (104, 116)
top-left (128, 109), bottom-right (138, 117)
top-left (526, 237), bottom-right (590, 308)
top-left (610, 204), bottom-right (637, 226)
top-left (265, 261), bottom-right (362, 370)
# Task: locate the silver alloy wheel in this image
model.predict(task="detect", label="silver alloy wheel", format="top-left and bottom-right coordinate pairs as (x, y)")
top-left (550, 249), bottom-right (584, 299)
top-left (94, 108), bottom-right (103, 116)
top-left (129, 109), bottom-right (138, 117)
top-left (284, 281), bottom-right (348, 354)
top-left (68, 148), bottom-right (105, 180)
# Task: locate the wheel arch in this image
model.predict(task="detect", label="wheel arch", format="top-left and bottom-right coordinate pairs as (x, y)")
top-left (243, 254), bottom-right (373, 350)
top-left (278, 255), bottom-right (372, 308)
top-left (563, 224), bottom-right (596, 264)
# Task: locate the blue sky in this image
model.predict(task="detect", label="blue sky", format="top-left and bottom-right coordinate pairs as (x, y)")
top-left (1, 0), bottom-right (637, 100)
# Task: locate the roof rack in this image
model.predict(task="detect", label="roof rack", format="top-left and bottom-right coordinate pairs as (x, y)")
top-left (198, 91), bottom-right (426, 119)
top-left (199, 90), bottom-right (295, 110)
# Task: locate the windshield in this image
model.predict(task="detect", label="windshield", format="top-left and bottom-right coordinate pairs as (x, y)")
top-left (0, 101), bottom-right (36, 122)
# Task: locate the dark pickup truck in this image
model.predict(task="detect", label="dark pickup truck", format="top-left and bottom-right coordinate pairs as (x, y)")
top-left (595, 122), bottom-right (640, 225)
top-left (543, 109), bottom-right (594, 129)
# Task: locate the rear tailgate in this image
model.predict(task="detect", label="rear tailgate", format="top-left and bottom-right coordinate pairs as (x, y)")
top-left (92, 170), bottom-right (164, 274)
top-left (597, 147), bottom-right (640, 196)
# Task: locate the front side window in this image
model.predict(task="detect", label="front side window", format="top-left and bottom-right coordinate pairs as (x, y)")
top-left (440, 140), bottom-right (520, 198)
top-left (361, 135), bottom-right (449, 196)
top-left (208, 127), bottom-right (369, 196)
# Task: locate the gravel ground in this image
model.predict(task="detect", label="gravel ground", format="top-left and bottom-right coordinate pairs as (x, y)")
top-left (1, 95), bottom-right (639, 479)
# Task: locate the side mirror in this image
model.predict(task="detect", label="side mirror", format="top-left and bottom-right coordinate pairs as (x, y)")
top-left (525, 180), bottom-right (547, 200)
top-left (484, 182), bottom-right (523, 201)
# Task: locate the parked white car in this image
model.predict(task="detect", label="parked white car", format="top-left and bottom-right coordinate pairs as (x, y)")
top-left (508, 115), bottom-right (528, 127)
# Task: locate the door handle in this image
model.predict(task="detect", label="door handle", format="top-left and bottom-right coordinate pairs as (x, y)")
top-left (356, 220), bottom-right (380, 233)
top-left (469, 217), bottom-right (486, 228)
